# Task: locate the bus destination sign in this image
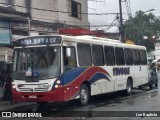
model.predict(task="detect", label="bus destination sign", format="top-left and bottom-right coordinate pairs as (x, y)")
top-left (14, 36), bottom-right (62, 46)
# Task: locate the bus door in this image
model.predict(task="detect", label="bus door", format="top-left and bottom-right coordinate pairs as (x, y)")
top-left (62, 46), bottom-right (77, 100)
top-left (133, 49), bottom-right (142, 86)
top-left (140, 50), bottom-right (148, 85)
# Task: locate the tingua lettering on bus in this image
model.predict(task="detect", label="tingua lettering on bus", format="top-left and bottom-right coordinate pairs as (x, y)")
top-left (15, 36), bottom-right (61, 46)
top-left (113, 67), bottom-right (130, 76)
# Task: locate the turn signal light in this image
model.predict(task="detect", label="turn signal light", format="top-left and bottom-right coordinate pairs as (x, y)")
top-left (12, 84), bottom-right (16, 89)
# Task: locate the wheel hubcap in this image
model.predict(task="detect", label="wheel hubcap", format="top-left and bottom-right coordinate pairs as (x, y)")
top-left (127, 82), bottom-right (131, 93)
top-left (81, 89), bottom-right (87, 102)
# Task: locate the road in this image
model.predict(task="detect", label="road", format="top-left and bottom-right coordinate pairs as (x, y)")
top-left (0, 74), bottom-right (160, 120)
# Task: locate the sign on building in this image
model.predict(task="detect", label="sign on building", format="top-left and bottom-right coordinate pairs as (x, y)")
top-left (0, 20), bottom-right (10, 45)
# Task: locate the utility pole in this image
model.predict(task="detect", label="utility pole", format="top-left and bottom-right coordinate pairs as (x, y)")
top-left (28, 17), bottom-right (31, 36)
top-left (119, 0), bottom-right (125, 43)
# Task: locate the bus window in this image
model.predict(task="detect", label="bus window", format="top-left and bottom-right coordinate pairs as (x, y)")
top-left (104, 46), bottom-right (115, 66)
top-left (92, 45), bottom-right (104, 66)
top-left (63, 46), bottom-right (77, 71)
top-left (124, 48), bottom-right (133, 65)
top-left (133, 49), bottom-right (140, 65)
top-left (77, 43), bottom-right (92, 66)
top-left (115, 47), bottom-right (125, 65)
top-left (140, 50), bottom-right (147, 65)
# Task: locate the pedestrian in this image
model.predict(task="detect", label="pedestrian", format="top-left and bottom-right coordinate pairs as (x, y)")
top-left (0, 72), bottom-right (5, 100)
top-left (3, 71), bottom-right (12, 103)
top-left (152, 63), bottom-right (157, 73)
top-left (0, 72), bottom-right (5, 87)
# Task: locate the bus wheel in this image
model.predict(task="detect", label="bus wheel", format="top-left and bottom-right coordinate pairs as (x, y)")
top-left (79, 84), bottom-right (89, 106)
top-left (149, 83), bottom-right (153, 89)
top-left (126, 79), bottom-right (132, 95)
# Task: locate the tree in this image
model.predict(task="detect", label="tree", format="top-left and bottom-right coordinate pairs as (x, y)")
top-left (124, 11), bottom-right (160, 52)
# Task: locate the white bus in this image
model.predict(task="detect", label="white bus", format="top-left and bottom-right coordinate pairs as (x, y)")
top-left (12, 35), bottom-right (148, 105)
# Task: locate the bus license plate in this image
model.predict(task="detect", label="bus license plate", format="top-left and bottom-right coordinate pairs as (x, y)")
top-left (29, 95), bottom-right (37, 99)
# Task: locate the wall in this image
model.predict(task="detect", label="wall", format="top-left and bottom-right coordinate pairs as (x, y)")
top-left (0, 0), bottom-right (89, 34)
top-left (11, 0), bottom-right (89, 28)
top-left (57, 0), bottom-right (89, 28)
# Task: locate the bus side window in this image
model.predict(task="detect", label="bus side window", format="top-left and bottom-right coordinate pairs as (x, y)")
top-left (133, 49), bottom-right (140, 65)
top-left (63, 46), bottom-right (77, 71)
top-left (104, 46), bottom-right (115, 66)
top-left (115, 47), bottom-right (125, 65)
top-left (140, 50), bottom-right (147, 65)
top-left (124, 48), bottom-right (133, 65)
top-left (92, 45), bottom-right (104, 66)
top-left (77, 43), bottom-right (92, 66)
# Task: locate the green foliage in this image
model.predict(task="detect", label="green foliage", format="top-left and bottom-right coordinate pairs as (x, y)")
top-left (124, 11), bottom-right (160, 52)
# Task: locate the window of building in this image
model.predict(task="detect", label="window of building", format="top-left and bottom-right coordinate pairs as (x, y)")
top-left (115, 47), bottom-right (125, 65)
top-left (92, 45), bottom-right (104, 66)
top-left (78, 43), bottom-right (92, 66)
top-left (140, 50), bottom-right (147, 65)
top-left (124, 48), bottom-right (133, 65)
top-left (104, 46), bottom-right (115, 65)
top-left (68, 0), bottom-right (81, 19)
top-left (133, 49), bottom-right (140, 65)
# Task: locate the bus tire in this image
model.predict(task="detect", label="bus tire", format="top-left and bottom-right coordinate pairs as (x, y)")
top-left (126, 79), bottom-right (132, 95)
top-left (79, 84), bottom-right (89, 106)
top-left (149, 84), bottom-right (153, 89)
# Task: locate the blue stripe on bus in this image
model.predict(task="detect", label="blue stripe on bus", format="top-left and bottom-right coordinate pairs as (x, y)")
top-left (58, 67), bottom-right (87, 85)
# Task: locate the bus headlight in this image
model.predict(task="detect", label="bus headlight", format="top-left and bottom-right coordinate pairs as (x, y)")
top-left (52, 80), bottom-right (61, 90)
top-left (56, 80), bottom-right (61, 84)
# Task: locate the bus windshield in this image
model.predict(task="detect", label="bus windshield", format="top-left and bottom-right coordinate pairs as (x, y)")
top-left (12, 46), bottom-right (60, 80)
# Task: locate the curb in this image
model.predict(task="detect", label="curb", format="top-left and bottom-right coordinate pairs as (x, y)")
top-left (0, 102), bottom-right (36, 111)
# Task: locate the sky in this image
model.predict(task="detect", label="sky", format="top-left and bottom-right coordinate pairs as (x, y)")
top-left (88, 0), bottom-right (160, 32)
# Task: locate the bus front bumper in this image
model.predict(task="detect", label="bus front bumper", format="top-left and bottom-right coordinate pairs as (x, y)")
top-left (12, 88), bottom-right (63, 102)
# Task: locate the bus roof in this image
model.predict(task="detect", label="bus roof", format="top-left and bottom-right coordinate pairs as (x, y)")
top-left (14, 35), bottom-right (146, 50)
top-left (62, 35), bottom-right (146, 50)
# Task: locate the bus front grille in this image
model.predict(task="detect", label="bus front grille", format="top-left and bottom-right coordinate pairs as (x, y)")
top-left (17, 83), bottom-right (50, 92)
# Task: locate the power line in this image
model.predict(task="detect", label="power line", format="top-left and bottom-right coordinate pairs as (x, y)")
top-left (124, 0), bottom-right (132, 17)
top-left (105, 15), bottom-right (118, 31)
top-left (127, 0), bottom-right (132, 15)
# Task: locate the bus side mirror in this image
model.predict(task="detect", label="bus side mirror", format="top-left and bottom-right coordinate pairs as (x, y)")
top-left (66, 48), bottom-right (71, 57)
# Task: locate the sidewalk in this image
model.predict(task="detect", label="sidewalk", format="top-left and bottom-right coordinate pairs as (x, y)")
top-left (0, 100), bottom-right (36, 111)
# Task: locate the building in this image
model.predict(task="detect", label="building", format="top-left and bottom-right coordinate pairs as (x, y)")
top-left (7, 0), bottom-right (89, 36)
top-left (0, 0), bottom-right (89, 69)
top-left (0, 5), bottom-right (29, 68)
